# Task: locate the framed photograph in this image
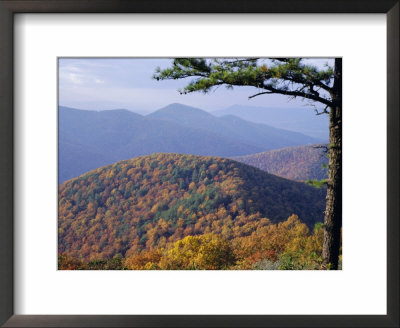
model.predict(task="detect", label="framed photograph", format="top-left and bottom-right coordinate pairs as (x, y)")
top-left (57, 56), bottom-right (334, 272)
top-left (0, 0), bottom-right (398, 327)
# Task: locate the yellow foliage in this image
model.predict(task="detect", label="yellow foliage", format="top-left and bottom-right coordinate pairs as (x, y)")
top-left (188, 182), bottom-right (196, 190)
top-left (158, 234), bottom-right (235, 270)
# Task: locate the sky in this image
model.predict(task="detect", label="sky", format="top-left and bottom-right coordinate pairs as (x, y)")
top-left (59, 58), bottom-right (334, 114)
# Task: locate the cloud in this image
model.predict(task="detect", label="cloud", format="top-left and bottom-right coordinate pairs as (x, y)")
top-left (65, 73), bottom-right (83, 84)
top-left (59, 61), bottom-right (108, 86)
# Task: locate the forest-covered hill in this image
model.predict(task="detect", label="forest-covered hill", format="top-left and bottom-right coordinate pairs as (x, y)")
top-left (58, 154), bottom-right (326, 265)
top-left (233, 144), bottom-right (328, 181)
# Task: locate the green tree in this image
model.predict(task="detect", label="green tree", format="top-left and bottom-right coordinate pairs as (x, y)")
top-left (154, 58), bottom-right (342, 269)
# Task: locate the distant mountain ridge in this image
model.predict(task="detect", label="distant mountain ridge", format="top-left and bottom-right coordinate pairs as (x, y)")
top-left (59, 104), bottom-right (322, 183)
top-left (59, 106), bottom-right (260, 183)
top-left (233, 144), bottom-right (329, 181)
top-left (213, 104), bottom-right (329, 141)
top-left (148, 103), bottom-right (320, 150)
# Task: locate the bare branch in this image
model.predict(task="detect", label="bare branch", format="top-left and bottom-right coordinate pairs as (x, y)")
top-left (256, 84), bottom-right (333, 107)
top-left (280, 74), bottom-right (333, 93)
top-left (313, 144), bottom-right (329, 155)
top-left (248, 91), bottom-right (274, 99)
top-left (314, 105), bottom-right (330, 115)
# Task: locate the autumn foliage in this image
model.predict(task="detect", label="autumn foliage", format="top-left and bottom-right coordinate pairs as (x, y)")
top-left (58, 153), bottom-right (327, 269)
top-left (234, 144), bottom-right (328, 181)
top-left (59, 215), bottom-right (328, 270)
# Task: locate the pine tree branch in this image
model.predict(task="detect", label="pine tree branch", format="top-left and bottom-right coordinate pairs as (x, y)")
top-left (155, 58), bottom-right (335, 108)
top-left (276, 73), bottom-right (333, 93)
top-left (249, 84), bottom-right (333, 107)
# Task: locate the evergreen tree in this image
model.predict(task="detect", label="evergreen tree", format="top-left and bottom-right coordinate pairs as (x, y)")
top-left (154, 58), bottom-right (342, 269)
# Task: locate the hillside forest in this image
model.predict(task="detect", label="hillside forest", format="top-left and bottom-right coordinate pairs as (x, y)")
top-left (58, 153), bottom-right (335, 270)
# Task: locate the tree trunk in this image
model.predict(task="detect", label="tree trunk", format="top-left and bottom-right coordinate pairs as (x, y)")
top-left (322, 58), bottom-right (342, 269)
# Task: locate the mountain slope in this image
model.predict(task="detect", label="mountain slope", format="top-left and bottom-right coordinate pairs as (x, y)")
top-left (233, 144), bottom-right (329, 181)
top-left (148, 103), bottom-right (321, 149)
top-left (58, 154), bottom-right (326, 261)
top-left (59, 106), bottom-right (262, 183)
top-left (213, 104), bottom-right (329, 141)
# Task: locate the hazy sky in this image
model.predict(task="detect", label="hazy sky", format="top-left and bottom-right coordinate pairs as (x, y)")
top-left (59, 58), bottom-right (334, 114)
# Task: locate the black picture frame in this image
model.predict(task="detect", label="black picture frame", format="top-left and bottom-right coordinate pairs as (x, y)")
top-left (0, 1), bottom-right (398, 327)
